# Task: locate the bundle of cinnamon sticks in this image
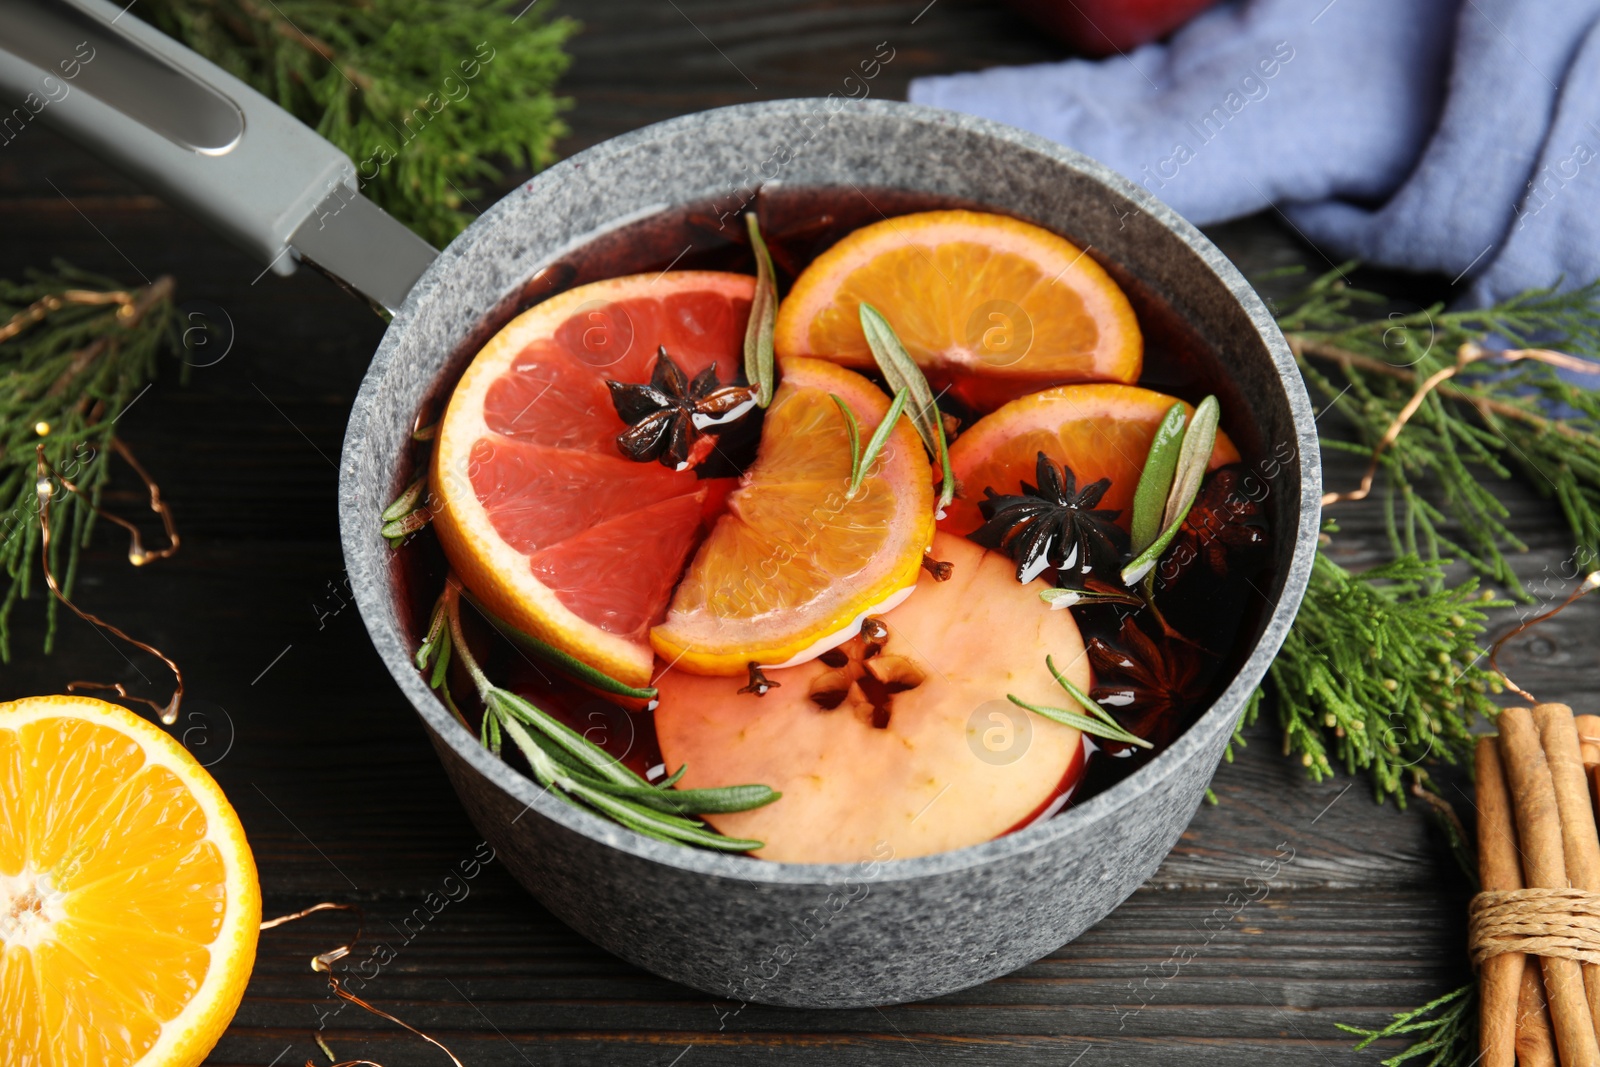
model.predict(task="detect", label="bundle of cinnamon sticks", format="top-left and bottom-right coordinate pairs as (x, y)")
top-left (1476, 705), bottom-right (1600, 1067)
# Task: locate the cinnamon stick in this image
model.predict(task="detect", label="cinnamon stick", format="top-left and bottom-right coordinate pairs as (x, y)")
top-left (1498, 706), bottom-right (1600, 1067)
top-left (1477, 736), bottom-right (1529, 1067)
top-left (1517, 963), bottom-right (1559, 1067)
top-left (1537, 702), bottom-right (1600, 1042)
top-left (1578, 715), bottom-right (1600, 766)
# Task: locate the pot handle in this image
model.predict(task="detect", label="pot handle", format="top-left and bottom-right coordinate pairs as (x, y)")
top-left (0, 0), bottom-right (438, 313)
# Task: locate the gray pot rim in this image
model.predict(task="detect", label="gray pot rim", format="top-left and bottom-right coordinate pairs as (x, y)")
top-left (341, 97), bottom-right (1322, 888)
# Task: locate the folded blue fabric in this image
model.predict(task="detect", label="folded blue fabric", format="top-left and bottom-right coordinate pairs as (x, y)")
top-left (908, 0), bottom-right (1600, 311)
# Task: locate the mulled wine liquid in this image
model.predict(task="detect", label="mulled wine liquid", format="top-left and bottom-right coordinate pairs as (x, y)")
top-left (389, 185), bottom-right (1275, 811)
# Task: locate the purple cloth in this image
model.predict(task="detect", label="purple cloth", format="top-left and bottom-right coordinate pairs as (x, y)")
top-left (908, 0), bottom-right (1600, 309)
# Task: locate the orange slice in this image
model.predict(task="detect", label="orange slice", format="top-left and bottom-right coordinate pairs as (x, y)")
top-left (432, 271), bottom-right (756, 689)
top-left (942, 383), bottom-right (1240, 536)
top-left (0, 695), bottom-right (260, 1067)
top-left (773, 209), bottom-right (1142, 411)
top-left (654, 532), bottom-right (1089, 863)
top-left (650, 357), bottom-right (935, 675)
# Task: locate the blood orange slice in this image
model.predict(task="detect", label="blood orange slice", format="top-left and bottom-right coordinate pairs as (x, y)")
top-left (650, 357), bottom-right (935, 676)
top-left (654, 533), bottom-right (1089, 863)
top-left (432, 271), bottom-right (755, 689)
top-left (942, 383), bottom-right (1240, 536)
top-left (773, 209), bottom-right (1142, 411)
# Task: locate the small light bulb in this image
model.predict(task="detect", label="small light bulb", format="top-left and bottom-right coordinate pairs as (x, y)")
top-left (34, 421), bottom-right (50, 436)
top-left (1585, 571), bottom-right (1600, 591)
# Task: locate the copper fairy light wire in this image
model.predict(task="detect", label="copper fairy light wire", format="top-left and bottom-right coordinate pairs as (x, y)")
top-left (34, 441), bottom-right (185, 724)
top-left (260, 902), bottom-right (467, 1067)
top-left (1321, 341), bottom-right (1600, 508)
top-left (1489, 570), bottom-right (1600, 703)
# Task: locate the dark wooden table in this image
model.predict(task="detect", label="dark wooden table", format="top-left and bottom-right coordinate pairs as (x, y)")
top-left (4, 2), bottom-right (1596, 1063)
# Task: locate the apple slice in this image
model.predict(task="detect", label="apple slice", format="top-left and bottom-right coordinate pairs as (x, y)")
top-left (653, 531), bottom-right (1091, 863)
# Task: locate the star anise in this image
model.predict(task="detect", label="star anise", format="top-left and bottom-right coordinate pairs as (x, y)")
top-left (968, 451), bottom-right (1128, 587)
top-left (606, 347), bottom-right (756, 469)
top-left (1087, 614), bottom-right (1207, 749)
top-left (1163, 467), bottom-right (1267, 583)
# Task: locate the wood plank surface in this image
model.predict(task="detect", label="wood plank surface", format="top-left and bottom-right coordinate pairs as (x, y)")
top-left (2, 1), bottom-right (1594, 1063)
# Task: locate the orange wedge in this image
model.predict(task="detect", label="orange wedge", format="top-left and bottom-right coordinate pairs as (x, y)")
top-left (0, 695), bottom-right (260, 1067)
top-left (432, 271), bottom-right (756, 690)
top-left (942, 383), bottom-right (1240, 536)
top-left (773, 209), bottom-right (1142, 411)
top-left (651, 357), bottom-right (935, 675)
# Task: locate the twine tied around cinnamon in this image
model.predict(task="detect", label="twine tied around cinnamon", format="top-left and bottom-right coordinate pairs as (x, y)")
top-left (1471, 888), bottom-right (1600, 969)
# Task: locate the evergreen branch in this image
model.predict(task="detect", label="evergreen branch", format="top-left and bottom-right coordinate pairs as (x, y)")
top-left (1240, 546), bottom-right (1508, 806)
top-left (0, 265), bottom-right (180, 660)
top-left (1279, 268), bottom-right (1600, 596)
top-left (1336, 983), bottom-right (1476, 1067)
top-left (144, 0), bottom-right (578, 247)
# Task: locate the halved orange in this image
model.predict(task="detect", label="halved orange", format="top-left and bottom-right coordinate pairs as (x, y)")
top-left (942, 383), bottom-right (1241, 536)
top-left (650, 357), bottom-right (935, 675)
top-left (773, 209), bottom-right (1142, 412)
top-left (654, 532), bottom-right (1089, 863)
top-left (432, 271), bottom-right (756, 689)
top-left (0, 695), bottom-right (260, 1067)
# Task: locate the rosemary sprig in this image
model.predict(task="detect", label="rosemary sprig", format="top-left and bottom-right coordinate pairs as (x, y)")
top-left (1128, 401), bottom-right (1187, 556)
top-left (1122, 395), bottom-right (1218, 586)
top-left (1006, 654), bottom-right (1152, 749)
top-left (464, 589), bottom-right (658, 702)
top-left (743, 213), bottom-right (778, 406)
top-left (858, 303), bottom-right (956, 510)
top-left (0, 266), bottom-right (180, 659)
top-left (144, 0), bottom-right (577, 247)
top-left (381, 472), bottom-right (431, 543)
top-left (831, 389), bottom-right (909, 497)
top-left (1336, 983), bottom-right (1476, 1067)
top-left (416, 583), bottom-right (777, 850)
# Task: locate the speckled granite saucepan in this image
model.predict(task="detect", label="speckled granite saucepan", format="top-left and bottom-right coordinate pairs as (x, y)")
top-left (339, 102), bottom-right (1321, 1007)
top-left (3, 9), bottom-right (1320, 999)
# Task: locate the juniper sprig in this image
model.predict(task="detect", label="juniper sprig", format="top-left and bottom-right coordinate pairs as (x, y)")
top-left (144, 0), bottom-right (578, 247)
top-left (0, 266), bottom-right (180, 660)
top-left (1277, 265), bottom-right (1600, 599)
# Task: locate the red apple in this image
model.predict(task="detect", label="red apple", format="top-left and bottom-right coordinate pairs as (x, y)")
top-left (1003, 0), bottom-right (1223, 56)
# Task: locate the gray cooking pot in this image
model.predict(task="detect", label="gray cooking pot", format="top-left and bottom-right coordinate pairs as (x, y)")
top-left (3, 2), bottom-right (1320, 1008)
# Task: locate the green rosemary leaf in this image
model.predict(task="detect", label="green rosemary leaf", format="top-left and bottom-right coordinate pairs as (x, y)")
top-left (1045, 654), bottom-right (1127, 733)
top-left (464, 590), bottom-right (658, 701)
top-left (563, 773), bottom-right (764, 851)
top-left (488, 689), bottom-right (643, 790)
top-left (744, 213), bottom-right (778, 406)
top-left (858, 302), bottom-right (955, 507)
top-left (381, 507), bottom-right (432, 543)
top-left (1007, 694), bottom-right (1152, 749)
top-left (414, 597), bottom-right (448, 671)
top-left (1129, 402), bottom-right (1188, 557)
top-left (428, 622), bottom-right (452, 690)
top-left (1121, 395), bottom-right (1218, 586)
top-left (656, 764), bottom-right (689, 789)
top-left (1039, 587), bottom-right (1144, 609)
top-left (831, 393), bottom-right (862, 488)
top-left (577, 776), bottom-right (780, 816)
top-left (381, 473), bottom-right (427, 522)
top-left (852, 389), bottom-right (909, 496)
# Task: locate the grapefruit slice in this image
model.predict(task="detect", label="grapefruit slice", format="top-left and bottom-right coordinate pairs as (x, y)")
top-left (942, 383), bottom-right (1241, 536)
top-left (432, 271), bottom-right (756, 689)
top-left (773, 209), bottom-right (1142, 411)
top-left (0, 695), bottom-right (260, 1067)
top-left (654, 533), bottom-right (1089, 863)
top-left (649, 357), bottom-right (935, 676)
